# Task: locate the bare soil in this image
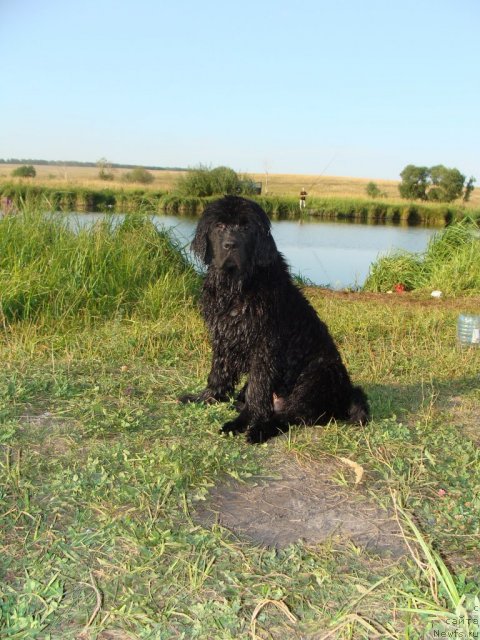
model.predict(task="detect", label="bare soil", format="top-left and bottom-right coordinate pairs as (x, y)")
top-left (195, 457), bottom-right (407, 556)
top-left (306, 287), bottom-right (480, 311)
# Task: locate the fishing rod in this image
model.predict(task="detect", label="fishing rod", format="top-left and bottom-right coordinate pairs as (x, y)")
top-left (305, 154), bottom-right (338, 193)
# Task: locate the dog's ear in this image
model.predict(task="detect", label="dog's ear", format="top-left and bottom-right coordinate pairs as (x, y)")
top-left (241, 200), bottom-right (278, 268)
top-left (191, 216), bottom-right (212, 265)
top-left (254, 229), bottom-right (278, 267)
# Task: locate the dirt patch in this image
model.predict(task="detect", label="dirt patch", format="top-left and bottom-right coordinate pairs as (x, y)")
top-left (195, 458), bottom-right (406, 556)
top-left (19, 410), bottom-right (76, 457)
top-left (306, 287), bottom-right (480, 311)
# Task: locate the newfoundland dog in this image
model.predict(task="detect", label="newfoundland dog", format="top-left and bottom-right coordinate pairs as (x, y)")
top-left (180, 196), bottom-right (369, 443)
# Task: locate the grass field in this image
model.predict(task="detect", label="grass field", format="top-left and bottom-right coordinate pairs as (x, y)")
top-left (1, 163), bottom-right (479, 208)
top-left (1, 210), bottom-right (479, 639)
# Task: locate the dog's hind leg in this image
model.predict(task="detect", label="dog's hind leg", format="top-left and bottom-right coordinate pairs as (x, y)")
top-left (278, 359), bottom-right (369, 426)
top-left (346, 386), bottom-right (370, 424)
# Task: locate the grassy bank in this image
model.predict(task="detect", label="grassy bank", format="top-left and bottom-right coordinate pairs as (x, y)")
top-left (364, 218), bottom-right (480, 294)
top-left (0, 183), bottom-right (169, 215)
top-left (256, 194), bottom-right (473, 225)
top-left (2, 182), bottom-right (478, 224)
top-left (1, 211), bottom-right (480, 639)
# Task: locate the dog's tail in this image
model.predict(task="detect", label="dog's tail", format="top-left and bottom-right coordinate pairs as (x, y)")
top-left (348, 386), bottom-right (370, 425)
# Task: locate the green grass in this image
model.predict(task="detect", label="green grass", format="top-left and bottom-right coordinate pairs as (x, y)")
top-left (1, 211), bottom-right (480, 638)
top-left (364, 218), bottom-right (480, 294)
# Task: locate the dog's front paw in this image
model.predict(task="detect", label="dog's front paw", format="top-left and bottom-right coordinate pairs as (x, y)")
top-left (246, 421), bottom-right (280, 444)
top-left (179, 389), bottom-right (228, 405)
top-left (178, 393), bottom-right (200, 404)
top-left (220, 419), bottom-right (248, 435)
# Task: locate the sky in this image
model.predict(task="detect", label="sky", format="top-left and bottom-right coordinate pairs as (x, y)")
top-left (1, 0), bottom-right (479, 180)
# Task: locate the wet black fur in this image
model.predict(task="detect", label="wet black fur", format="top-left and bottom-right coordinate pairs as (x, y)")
top-left (180, 196), bottom-right (370, 443)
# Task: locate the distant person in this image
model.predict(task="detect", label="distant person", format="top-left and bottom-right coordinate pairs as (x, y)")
top-left (299, 188), bottom-right (307, 210)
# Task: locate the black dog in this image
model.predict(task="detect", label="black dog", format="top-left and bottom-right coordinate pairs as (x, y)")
top-left (180, 196), bottom-right (369, 443)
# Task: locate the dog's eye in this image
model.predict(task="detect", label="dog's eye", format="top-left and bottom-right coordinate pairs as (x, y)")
top-left (215, 223), bottom-right (227, 231)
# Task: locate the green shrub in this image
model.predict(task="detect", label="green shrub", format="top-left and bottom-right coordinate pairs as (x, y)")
top-left (365, 182), bottom-right (381, 198)
top-left (98, 169), bottom-right (115, 181)
top-left (11, 165), bottom-right (36, 178)
top-left (175, 165), bottom-right (256, 197)
top-left (123, 167), bottom-right (155, 184)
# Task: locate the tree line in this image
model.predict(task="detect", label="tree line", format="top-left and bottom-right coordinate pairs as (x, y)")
top-left (0, 158), bottom-right (185, 171)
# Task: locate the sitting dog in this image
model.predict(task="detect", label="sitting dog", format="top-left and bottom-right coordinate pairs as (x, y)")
top-left (180, 196), bottom-right (369, 443)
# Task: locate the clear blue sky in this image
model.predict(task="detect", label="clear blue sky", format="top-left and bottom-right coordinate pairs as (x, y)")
top-left (1, 0), bottom-right (479, 180)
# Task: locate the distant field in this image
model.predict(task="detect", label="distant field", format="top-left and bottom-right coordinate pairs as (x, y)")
top-left (251, 172), bottom-right (402, 200)
top-left (1, 163), bottom-right (478, 207)
top-left (0, 163), bottom-right (182, 193)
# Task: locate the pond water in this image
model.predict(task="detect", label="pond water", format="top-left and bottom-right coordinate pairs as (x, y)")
top-left (68, 213), bottom-right (439, 289)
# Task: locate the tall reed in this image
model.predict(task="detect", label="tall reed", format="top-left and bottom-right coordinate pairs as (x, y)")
top-left (0, 209), bottom-right (199, 325)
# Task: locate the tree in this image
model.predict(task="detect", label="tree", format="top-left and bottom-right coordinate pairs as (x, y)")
top-left (97, 157), bottom-right (114, 181)
top-left (366, 182), bottom-right (380, 198)
top-left (11, 164), bottom-right (36, 178)
top-left (399, 164), bottom-right (475, 203)
top-left (428, 165), bottom-right (465, 202)
top-left (463, 176), bottom-right (476, 203)
top-left (398, 165), bottom-right (429, 200)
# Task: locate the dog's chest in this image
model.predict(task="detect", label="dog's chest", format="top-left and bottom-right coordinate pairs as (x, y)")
top-left (227, 302), bottom-right (247, 318)
top-left (213, 301), bottom-right (249, 330)
top-left (205, 296), bottom-right (263, 342)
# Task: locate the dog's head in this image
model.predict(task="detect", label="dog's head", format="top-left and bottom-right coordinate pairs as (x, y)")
top-left (191, 196), bottom-right (278, 274)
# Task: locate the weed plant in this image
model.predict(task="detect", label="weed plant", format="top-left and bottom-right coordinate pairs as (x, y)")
top-left (364, 219), bottom-right (480, 294)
